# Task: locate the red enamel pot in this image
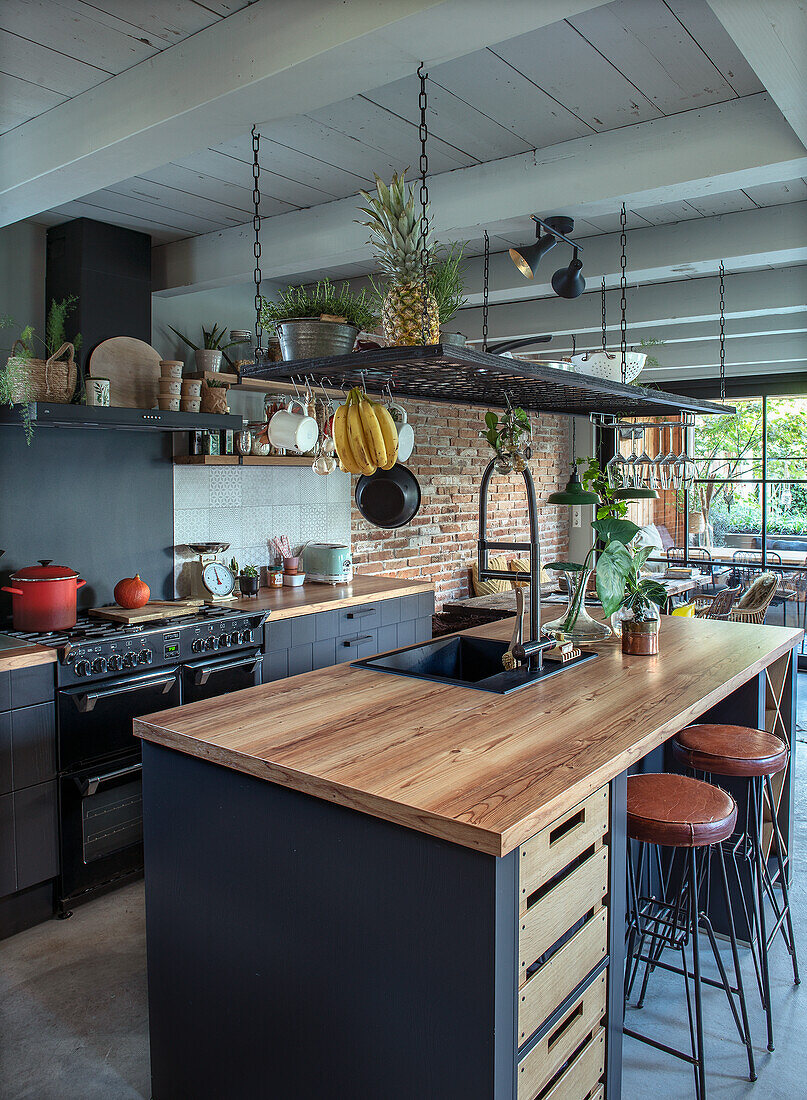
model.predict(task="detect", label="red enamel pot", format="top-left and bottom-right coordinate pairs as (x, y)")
top-left (2, 559), bottom-right (86, 631)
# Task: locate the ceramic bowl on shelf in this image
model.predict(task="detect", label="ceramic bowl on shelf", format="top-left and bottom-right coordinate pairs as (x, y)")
top-left (181, 379), bottom-right (202, 397)
top-left (157, 395), bottom-right (180, 411)
top-left (160, 361), bottom-right (183, 379)
top-left (282, 572), bottom-right (306, 587)
top-left (180, 398), bottom-right (201, 413)
top-left (159, 378), bottom-right (182, 396)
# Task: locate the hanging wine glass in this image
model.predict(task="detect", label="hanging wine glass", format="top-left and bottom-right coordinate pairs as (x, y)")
top-left (634, 428), bottom-right (654, 488)
top-left (605, 451), bottom-right (622, 489)
top-left (657, 424), bottom-right (676, 491)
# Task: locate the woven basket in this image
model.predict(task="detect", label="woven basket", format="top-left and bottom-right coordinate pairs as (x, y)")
top-left (5, 341), bottom-right (77, 404)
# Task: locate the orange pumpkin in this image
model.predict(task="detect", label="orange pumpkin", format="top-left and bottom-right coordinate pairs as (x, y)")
top-left (114, 574), bottom-right (150, 609)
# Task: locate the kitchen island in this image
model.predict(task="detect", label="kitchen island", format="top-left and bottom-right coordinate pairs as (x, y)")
top-left (135, 613), bottom-right (801, 1100)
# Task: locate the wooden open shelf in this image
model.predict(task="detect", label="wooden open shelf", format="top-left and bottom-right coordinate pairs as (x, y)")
top-left (174, 454), bottom-right (313, 467)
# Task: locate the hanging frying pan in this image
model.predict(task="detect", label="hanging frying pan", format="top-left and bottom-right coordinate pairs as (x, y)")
top-left (355, 465), bottom-right (421, 529)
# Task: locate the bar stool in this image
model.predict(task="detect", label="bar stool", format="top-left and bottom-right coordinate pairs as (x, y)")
top-left (624, 772), bottom-right (756, 1099)
top-left (672, 723), bottom-right (800, 1052)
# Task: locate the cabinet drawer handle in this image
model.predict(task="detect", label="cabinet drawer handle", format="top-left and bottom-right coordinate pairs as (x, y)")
top-left (343, 635), bottom-right (373, 647)
top-left (347, 608), bottom-right (376, 618)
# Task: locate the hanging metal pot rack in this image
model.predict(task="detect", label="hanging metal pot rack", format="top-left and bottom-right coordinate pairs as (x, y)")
top-left (243, 86), bottom-right (733, 422)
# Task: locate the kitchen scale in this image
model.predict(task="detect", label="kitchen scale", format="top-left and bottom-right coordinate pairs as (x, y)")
top-left (186, 543), bottom-right (237, 602)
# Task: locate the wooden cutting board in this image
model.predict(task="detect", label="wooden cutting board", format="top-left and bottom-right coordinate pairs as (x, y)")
top-left (89, 599), bottom-right (204, 625)
top-left (88, 337), bottom-right (163, 409)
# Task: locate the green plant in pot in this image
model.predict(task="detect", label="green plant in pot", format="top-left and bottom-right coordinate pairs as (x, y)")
top-left (239, 563), bottom-right (260, 597)
top-left (481, 403), bottom-right (532, 473)
top-left (543, 455), bottom-right (660, 646)
top-left (168, 323), bottom-right (249, 373)
top-left (259, 279), bottom-right (377, 362)
top-left (610, 546), bottom-right (668, 654)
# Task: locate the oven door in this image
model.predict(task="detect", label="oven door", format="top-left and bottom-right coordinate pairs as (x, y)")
top-left (181, 649), bottom-right (263, 704)
top-left (58, 666), bottom-right (181, 772)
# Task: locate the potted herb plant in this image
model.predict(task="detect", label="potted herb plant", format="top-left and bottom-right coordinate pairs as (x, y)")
top-left (428, 241), bottom-right (468, 344)
top-left (481, 403), bottom-right (532, 473)
top-left (168, 323), bottom-right (249, 373)
top-left (610, 547), bottom-right (668, 654)
top-left (239, 564), bottom-right (260, 597)
top-left (259, 279), bottom-right (377, 362)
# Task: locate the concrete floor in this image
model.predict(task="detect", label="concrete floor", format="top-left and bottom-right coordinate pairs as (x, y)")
top-left (2, 684), bottom-right (807, 1099)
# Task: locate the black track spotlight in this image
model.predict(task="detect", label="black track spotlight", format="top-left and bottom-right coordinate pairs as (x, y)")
top-left (508, 231), bottom-right (558, 280)
top-left (551, 247), bottom-right (586, 299)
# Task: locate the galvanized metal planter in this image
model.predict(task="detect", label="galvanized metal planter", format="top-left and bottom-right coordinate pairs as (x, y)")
top-left (275, 319), bottom-right (359, 361)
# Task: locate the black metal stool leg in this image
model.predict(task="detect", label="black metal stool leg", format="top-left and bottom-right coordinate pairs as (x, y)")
top-left (764, 772), bottom-right (801, 986)
top-left (716, 843), bottom-right (757, 1081)
top-left (689, 848), bottom-right (707, 1100)
top-left (749, 776), bottom-right (775, 1052)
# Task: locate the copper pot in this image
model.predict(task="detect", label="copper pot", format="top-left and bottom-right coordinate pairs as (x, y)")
top-left (621, 619), bottom-right (659, 656)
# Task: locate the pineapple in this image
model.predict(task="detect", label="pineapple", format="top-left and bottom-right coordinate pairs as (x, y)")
top-left (358, 171), bottom-right (440, 346)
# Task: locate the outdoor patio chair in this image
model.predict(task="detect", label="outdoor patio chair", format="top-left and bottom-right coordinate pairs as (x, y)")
top-left (729, 572), bottom-right (779, 625)
top-left (694, 585), bottom-right (742, 620)
top-left (668, 546), bottom-right (726, 596)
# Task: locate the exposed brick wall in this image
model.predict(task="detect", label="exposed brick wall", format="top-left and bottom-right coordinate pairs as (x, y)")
top-left (351, 400), bottom-right (570, 608)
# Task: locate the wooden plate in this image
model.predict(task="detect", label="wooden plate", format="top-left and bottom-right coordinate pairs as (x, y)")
top-left (88, 337), bottom-right (162, 409)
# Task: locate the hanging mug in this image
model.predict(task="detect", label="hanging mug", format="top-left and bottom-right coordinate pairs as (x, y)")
top-left (267, 397), bottom-right (319, 454)
top-left (387, 401), bottom-right (415, 463)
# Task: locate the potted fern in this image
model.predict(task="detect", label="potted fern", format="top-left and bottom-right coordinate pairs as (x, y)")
top-left (168, 323), bottom-right (249, 373)
top-left (260, 279), bottom-right (377, 361)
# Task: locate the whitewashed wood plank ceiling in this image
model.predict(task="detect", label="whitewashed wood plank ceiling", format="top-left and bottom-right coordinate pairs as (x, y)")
top-left (2, 0), bottom-right (799, 253)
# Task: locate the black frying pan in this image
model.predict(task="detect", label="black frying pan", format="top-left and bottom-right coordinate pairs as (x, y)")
top-left (355, 464), bottom-right (421, 529)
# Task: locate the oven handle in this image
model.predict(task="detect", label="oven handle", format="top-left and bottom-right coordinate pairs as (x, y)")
top-left (70, 672), bottom-right (179, 713)
top-left (75, 761), bottom-right (142, 797)
top-left (185, 652), bottom-right (262, 686)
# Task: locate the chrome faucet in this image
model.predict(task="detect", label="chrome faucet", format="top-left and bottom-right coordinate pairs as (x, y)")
top-left (477, 459), bottom-right (551, 671)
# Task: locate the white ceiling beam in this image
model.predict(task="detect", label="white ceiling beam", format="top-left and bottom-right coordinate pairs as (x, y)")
top-left (707, 0), bottom-right (807, 149)
top-left (456, 267), bottom-right (807, 343)
top-left (153, 92), bottom-right (807, 293)
top-left (460, 202), bottom-right (807, 305)
top-left (0, 0), bottom-right (611, 227)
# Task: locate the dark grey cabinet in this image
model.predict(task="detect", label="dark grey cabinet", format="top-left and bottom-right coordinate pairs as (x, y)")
top-left (263, 592), bottom-right (434, 685)
top-left (0, 664), bottom-right (58, 903)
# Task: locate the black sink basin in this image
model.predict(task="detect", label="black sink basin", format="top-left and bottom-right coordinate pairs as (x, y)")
top-left (352, 634), bottom-right (595, 694)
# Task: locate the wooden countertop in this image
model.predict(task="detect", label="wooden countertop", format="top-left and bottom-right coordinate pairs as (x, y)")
top-left (135, 614), bottom-right (801, 858)
top-left (0, 640), bottom-right (57, 674)
top-left (227, 573), bottom-right (432, 619)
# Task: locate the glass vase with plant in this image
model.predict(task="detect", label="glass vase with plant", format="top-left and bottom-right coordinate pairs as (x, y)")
top-left (481, 402), bottom-right (532, 473)
top-left (543, 456), bottom-right (658, 645)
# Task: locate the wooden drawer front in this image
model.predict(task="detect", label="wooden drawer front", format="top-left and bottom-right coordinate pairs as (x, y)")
top-left (518, 974), bottom-right (606, 1100)
top-left (519, 907), bottom-right (607, 1045)
top-left (520, 846), bottom-right (608, 981)
top-left (520, 786), bottom-right (608, 913)
top-left (540, 1027), bottom-right (605, 1100)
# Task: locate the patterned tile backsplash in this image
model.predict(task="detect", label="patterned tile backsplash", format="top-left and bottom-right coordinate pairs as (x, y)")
top-left (173, 465), bottom-right (352, 596)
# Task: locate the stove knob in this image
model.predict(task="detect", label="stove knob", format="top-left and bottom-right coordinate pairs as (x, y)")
top-left (191, 639), bottom-right (204, 654)
top-left (74, 659), bottom-right (91, 677)
top-left (137, 649), bottom-right (153, 665)
top-left (91, 656), bottom-right (107, 675)
top-left (107, 654), bottom-right (123, 672)
top-left (123, 652), bottom-right (136, 669)
top-left (228, 631), bottom-right (241, 646)
top-left (204, 636), bottom-right (217, 651)
top-left (218, 633), bottom-right (231, 648)
top-left (240, 630), bottom-right (253, 645)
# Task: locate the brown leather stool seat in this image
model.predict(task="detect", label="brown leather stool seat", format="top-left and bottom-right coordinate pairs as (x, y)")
top-left (627, 772), bottom-right (737, 848)
top-left (672, 723), bottom-right (788, 777)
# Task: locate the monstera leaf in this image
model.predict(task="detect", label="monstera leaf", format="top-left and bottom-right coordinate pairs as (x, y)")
top-left (592, 517), bottom-right (640, 545)
top-left (595, 540), bottom-right (633, 616)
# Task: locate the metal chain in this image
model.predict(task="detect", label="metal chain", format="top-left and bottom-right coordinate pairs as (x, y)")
top-left (619, 202), bottom-right (627, 383)
top-left (601, 277), bottom-right (607, 352)
top-left (251, 125), bottom-right (263, 357)
top-left (719, 261), bottom-right (726, 402)
top-left (572, 334), bottom-right (576, 356)
top-left (482, 229), bottom-right (490, 352)
top-left (417, 62), bottom-right (430, 345)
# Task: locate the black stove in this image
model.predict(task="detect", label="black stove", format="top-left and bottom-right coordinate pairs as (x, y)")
top-left (11, 604), bottom-right (268, 913)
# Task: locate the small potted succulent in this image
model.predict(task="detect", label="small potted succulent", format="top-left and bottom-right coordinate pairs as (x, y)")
top-left (259, 279), bottom-right (377, 362)
top-left (239, 564), bottom-right (260, 597)
top-left (168, 323), bottom-right (249, 373)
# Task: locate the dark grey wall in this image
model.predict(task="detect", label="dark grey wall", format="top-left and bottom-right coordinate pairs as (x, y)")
top-left (0, 426), bottom-right (174, 614)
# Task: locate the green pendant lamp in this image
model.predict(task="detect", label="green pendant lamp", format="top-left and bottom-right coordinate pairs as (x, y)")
top-left (548, 419), bottom-right (600, 505)
top-left (613, 485), bottom-right (659, 500)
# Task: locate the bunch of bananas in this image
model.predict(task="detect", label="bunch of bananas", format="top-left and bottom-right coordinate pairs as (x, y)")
top-left (333, 387), bottom-right (398, 475)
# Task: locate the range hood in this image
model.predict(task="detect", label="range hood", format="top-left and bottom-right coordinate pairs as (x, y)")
top-left (241, 344), bottom-right (733, 418)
